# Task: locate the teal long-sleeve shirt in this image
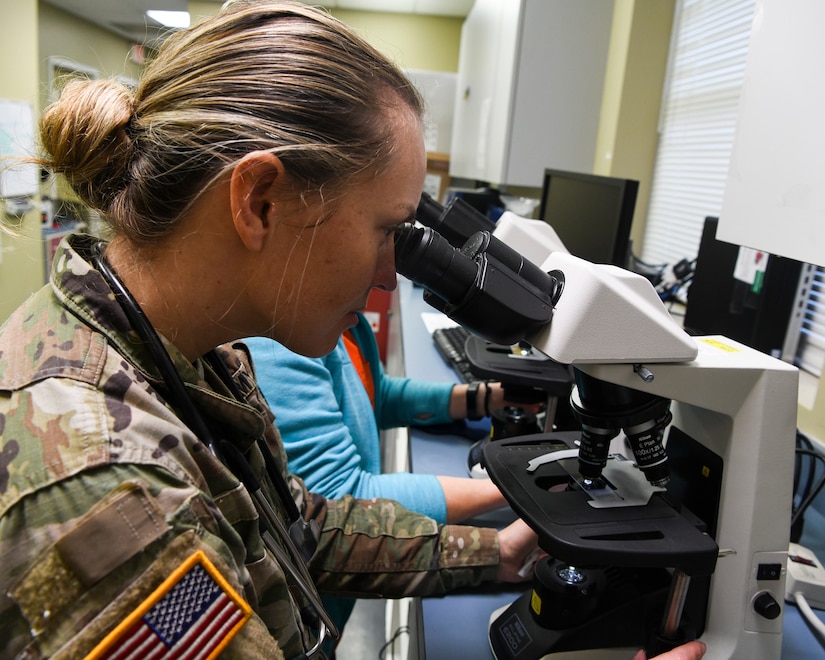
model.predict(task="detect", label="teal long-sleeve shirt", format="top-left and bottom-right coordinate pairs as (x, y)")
top-left (246, 314), bottom-right (455, 523)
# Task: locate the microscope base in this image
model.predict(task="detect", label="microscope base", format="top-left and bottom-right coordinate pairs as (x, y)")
top-left (488, 565), bottom-right (694, 660)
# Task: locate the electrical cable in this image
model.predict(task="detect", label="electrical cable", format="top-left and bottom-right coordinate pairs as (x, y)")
top-left (793, 432), bottom-right (816, 542)
top-left (795, 432), bottom-right (817, 507)
top-left (791, 447), bottom-right (825, 533)
top-left (378, 625), bottom-right (411, 660)
top-left (789, 431), bottom-right (825, 651)
top-left (93, 245), bottom-right (338, 656)
top-left (791, 429), bottom-right (816, 543)
top-left (793, 591), bottom-right (825, 649)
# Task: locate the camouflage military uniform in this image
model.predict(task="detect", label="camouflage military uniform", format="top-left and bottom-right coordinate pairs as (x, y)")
top-left (0, 234), bottom-right (500, 659)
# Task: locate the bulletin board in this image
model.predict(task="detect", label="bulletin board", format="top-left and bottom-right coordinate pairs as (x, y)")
top-left (0, 99), bottom-right (39, 199)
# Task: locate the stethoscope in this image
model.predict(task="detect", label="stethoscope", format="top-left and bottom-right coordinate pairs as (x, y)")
top-left (93, 245), bottom-right (337, 659)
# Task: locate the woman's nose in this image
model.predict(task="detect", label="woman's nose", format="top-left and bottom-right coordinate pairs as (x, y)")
top-left (373, 248), bottom-right (398, 291)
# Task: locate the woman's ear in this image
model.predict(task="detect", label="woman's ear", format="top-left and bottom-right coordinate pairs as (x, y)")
top-left (229, 151), bottom-right (286, 252)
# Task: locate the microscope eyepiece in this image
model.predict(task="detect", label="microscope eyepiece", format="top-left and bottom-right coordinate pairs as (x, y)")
top-left (394, 223), bottom-right (480, 304)
top-left (393, 221), bottom-right (559, 345)
top-left (415, 192), bottom-right (496, 248)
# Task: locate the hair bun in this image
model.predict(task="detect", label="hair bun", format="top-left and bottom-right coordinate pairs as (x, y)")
top-left (40, 78), bottom-right (136, 212)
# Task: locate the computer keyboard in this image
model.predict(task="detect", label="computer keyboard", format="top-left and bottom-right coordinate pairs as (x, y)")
top-left (432, 326), bottom-right (479, 383)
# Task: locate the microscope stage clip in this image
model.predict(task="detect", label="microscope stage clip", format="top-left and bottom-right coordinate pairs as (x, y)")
top-left (527, 448), bottom-right (666, 509)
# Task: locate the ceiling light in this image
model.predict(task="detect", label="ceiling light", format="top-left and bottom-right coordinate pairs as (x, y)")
top-left (146, 10), bottom-right (191, 29)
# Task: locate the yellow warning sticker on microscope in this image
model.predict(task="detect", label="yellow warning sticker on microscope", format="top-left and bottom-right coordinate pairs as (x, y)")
top-left (699, 338), bottom-right (741, 353)
top-left (530, 589), bottom-right (542, 615)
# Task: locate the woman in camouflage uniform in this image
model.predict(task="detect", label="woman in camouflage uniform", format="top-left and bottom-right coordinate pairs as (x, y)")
top-left (0, 2), bottom-right (704, 659)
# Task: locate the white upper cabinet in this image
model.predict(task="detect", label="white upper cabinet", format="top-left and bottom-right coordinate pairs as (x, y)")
top-left (449, 0), bottom-right (614, 188)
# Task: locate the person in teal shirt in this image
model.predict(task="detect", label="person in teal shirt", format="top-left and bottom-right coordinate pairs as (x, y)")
top-left (248, 313), bottom-right (520, 652)
top-left (246, 312), bottom-right (510, 526)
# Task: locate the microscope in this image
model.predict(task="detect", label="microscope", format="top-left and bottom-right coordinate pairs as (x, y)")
top-left (395, 195), bottom-right (798, 659)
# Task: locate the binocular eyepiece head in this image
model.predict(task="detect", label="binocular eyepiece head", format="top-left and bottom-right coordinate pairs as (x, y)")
top-left (393, 222), bottom-right (561, 346)
top-left (393, 222), bottom-right (481, 304)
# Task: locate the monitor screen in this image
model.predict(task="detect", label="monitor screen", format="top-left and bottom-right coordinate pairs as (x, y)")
top-left (538, 168), bottom-right (639, 267)
top-left (683, 216), bottom-right (803, 359)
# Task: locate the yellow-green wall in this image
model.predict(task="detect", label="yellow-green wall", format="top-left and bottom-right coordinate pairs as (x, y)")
top-left (594, 0), bottom-right (675, 250)
top-left (3, 0), bottom-right (823, 446)
top-left (38, 2), bottom-right (143, 99)
top-left (0, 0), bottom-right (44, 321)
top-left (0, 2), bottom-right (142, 321)
top-left (329, 10), bottom-right (463, 71)
top-left (187, 3), bottom-right (464, 72)
top-left (189, 1), bottom-right (222, 25)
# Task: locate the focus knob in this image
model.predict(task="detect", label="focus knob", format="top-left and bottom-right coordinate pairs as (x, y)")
top-left (753, 591), bottom-right (781, 620)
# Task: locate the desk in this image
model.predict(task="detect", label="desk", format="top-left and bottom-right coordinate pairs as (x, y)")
top-left (396, 278), bottom-right (524, 659)
top-left (394, 278), bottom-right (825, 659)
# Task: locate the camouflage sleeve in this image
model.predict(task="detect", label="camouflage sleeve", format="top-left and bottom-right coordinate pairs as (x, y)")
top-left (241, 342), bottom-right (501, 598)
top-left (305, 492), bottom-right (500, 597)
top-left (273, 414), bottom-right (500, 597)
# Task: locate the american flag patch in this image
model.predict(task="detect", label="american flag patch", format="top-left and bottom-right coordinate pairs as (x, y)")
top-left (85, 550), bottom-right (252, 660)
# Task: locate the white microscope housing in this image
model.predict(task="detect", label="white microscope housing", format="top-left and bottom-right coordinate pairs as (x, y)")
top-left (395, 195), bottom-right (798, 659)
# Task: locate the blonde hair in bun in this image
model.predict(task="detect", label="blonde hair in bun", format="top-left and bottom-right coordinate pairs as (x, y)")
top-left (36, 0), bottom-right (423, 245)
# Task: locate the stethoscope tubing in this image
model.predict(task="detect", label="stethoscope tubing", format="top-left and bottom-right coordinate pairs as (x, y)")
top-left (92, 245), bottom-right (337, 655)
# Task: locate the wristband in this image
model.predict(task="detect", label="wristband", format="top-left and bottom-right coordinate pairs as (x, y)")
top-left (466, 381), bottom-right (482, 420)
top-left (484, 382), bottom-right (492, 417)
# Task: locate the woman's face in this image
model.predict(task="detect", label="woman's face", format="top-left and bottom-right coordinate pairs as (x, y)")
top-left (262, 109), bottom-right (426, 357)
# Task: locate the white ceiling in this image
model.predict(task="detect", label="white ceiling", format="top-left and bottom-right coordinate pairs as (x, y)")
top-left (42, 0), bottom-right (473, 47)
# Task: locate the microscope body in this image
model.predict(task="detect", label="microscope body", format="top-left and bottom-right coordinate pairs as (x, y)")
top-left (396, 195), bottom-right (799, 659)
top-left (484, 337), bottom-right (795, 660)
top-left (585, 336), bottom-right (796, 659)
top-left (481, 257), bottom-right (797, 659)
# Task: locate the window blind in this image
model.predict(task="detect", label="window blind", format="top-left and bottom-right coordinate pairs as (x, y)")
top-left (796, 267), bottom-right (825, 376)
top-left (643, 0), bottom-right (825, 375)
top-left (640, 0), bottom-right (755, 267)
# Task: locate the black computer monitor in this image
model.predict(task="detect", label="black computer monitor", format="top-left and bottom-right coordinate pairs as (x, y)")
top-left (538, 168), bottom-right (639, 267)
top-left (683, 216), bottom-right (803, 359)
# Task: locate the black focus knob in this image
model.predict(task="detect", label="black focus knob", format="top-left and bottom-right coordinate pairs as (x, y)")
top-left (753, 591), bottom-right (781, 620)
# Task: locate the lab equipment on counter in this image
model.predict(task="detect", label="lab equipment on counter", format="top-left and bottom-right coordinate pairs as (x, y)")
top-left (432, 325), bottom-right (478, 384)
top-left (394, 194), bottom-right (798, 659)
